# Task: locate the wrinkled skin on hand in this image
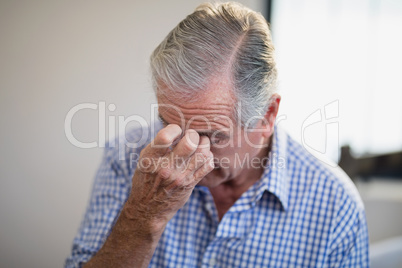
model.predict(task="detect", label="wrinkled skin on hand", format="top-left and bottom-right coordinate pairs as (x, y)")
top-left (125, 124), bottom-right (214, 231)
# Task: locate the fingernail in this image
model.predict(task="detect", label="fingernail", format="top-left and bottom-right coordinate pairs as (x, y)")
top-left (187, 129), bottom-right (199, 147)
top-left (199, 136), bottom-right (210, 149)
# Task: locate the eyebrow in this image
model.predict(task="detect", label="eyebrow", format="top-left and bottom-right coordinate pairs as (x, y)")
top-left (158, 114), bottom-right (169, 125)
top-left (158, 114), bottom-right (229, 138)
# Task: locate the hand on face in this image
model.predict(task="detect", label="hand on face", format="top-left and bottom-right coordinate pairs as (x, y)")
top-left (127, 124), bottom-right (214, 230)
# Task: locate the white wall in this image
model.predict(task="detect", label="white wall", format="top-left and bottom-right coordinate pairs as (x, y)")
top-left (272, 0), bottom-right (402, 161)
top-left (0, 1), bottom-right (264, 267)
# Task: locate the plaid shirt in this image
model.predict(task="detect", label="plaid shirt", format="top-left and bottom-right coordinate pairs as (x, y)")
top-left (65, 124), bottom-right (369, 267)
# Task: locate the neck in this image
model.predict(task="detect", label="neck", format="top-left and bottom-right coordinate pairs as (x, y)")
top-left (210, 137), bottom-right (272, 220)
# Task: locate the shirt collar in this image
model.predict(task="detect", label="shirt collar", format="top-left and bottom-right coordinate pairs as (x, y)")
top-left (194, 126), bottom-right (290, 212)
top-left (253, 125), bottom-right (289, 211)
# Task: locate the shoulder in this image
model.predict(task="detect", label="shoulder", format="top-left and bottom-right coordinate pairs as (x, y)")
top-left (281, 129), bottom-right (365, 219)
top-left (281, 130), bottom-right (367, 248)
top-left (101, 121), bottom-right (163, 178)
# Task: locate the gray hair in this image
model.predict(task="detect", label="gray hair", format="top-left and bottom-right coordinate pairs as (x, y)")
top-left (150, 2), bottom-right (277, 126)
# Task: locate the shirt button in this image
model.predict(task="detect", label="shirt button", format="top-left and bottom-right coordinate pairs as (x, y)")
top-left (209, 258), bottom-right (216, 266)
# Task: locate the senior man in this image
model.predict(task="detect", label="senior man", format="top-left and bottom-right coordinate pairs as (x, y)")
top-left (66, 2), bottom-right (369, 267)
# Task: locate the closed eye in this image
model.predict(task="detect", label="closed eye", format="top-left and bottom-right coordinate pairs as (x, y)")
top-left (159, 114), bottom-right (229, 145)
top-left (199, 132), bottom-right (229, 145)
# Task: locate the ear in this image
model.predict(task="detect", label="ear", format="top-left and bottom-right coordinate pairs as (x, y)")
top-left (262, 94), bottom-right (281, 138)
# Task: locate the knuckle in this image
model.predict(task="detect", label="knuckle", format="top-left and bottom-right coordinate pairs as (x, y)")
top-left (196, 151), bottom-right (212, 162)
top-left (137, 158), bottom-right (153, 173)
top-left (170, 174), bottom-right (193, 191)
top-left (159, 168), bottom-right (172, 180)
top-left (204, 158), bottom-right (214, 171)
top-left (182, 139), bottom-right (197, 152)
top-left (195, 152), bottom-right (208, 162)
top-left (139, 145), bottom-right (150, 158)
top-left (173, 175), bottom-right (185, 186)
top-left (207, 151), bottom-right (214, 159)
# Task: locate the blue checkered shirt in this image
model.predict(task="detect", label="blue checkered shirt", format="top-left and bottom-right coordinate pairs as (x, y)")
top-left (65, 124), bottom-right (369, 267)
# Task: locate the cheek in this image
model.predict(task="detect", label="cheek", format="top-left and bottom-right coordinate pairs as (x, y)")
top-left (209, 132), bottom-right (265, 169)
top-left (211, 146), bottom-right (234, 156)
top-left (209, 147), bottom-right (234, 169)
top-left (243, 131), bottom-right (264, 147)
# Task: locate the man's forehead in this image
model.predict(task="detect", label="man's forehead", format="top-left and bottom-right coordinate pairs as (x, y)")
top-left (158, 111), bottom-right (234, 134)
top-left (156, 77), bottom-right (238, 130)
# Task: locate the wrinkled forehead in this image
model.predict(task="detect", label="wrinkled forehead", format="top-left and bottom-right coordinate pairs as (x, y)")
top-left (156, 83), bottom-right (237, 132)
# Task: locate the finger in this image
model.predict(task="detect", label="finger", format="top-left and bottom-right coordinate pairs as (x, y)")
top-left (172, 129), bottom-right (199, 158)
top-left (185, 136), bottom-right (212, 172)
top-left (172, 136), bottom-right (212, 177)
top-left (192, 155), bottom-right (214, 184)
top-left (146, 124), bottom-right (182, 156)
top-left (192, 136), bottom-right (212, 171)
top-left (198, 136), bottom-right (211, 152)
top-left (163, 151), bottom-right (213, 191)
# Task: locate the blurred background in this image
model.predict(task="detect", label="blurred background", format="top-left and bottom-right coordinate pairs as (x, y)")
top-left (0, 0), bottom-right (401, 267)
